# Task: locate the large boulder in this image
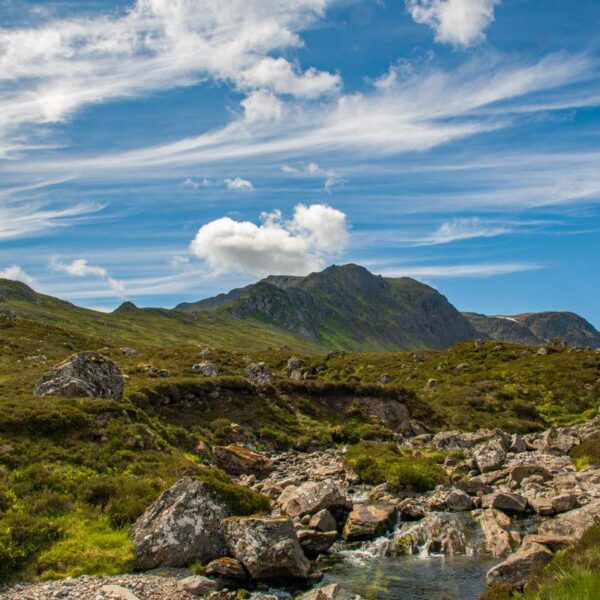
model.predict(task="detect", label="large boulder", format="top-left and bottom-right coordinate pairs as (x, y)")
top-left (540, 428), bottom-right (578, 455)
top-left (343, 504), bottom-right (397, 541)
top-left (222, 517), bottom-right (310, 580)
top-left (192, 362), bottom-right (219, 377)
top-left (278, 479), bottom-right (348, 518)
top-left (309, 509), bottom-right (338, 532)
top-left (445, 490), bottom-right (474, 512)
top-left (486, 544), bottom-right (553, 591)
top-left (33, 351), bottom-right (124, 400)
top-left (204, 557), bottom-right (248, 582)
top-left (474, 437), bottom-right (507, 473)
top-left (509, 465), bottom-right (552, 486)
top-left (130, 477), bottom-right (229, 569)
top-left (213, 445), bottom-right (274, 478)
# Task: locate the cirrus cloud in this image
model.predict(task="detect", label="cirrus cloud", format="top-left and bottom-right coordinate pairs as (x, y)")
top-left (190, 203), bottom-right (349, 276)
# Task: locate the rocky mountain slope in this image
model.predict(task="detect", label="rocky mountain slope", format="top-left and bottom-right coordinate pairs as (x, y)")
top-left (465, 311), bottom-right (600, 348)
top-left (176, 264), bottom-right (480, 350)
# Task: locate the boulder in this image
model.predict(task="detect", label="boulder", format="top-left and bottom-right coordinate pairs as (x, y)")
top-left (204, 557), bottom-right (248, 581)
top-left (343, 504), bottom-right (397, 541)
top-left (486, 544), bottom-right (553, 591)
top-left (455, 479), bottom-right (493, 496)
top-left (445, 490), bottom-right (474, 512)
top-left (245, 362), bottom-right (273, 384)
top-left (130, 477), bottom-right (229, 569)
top-left (552, 493), bottom-right (578, 513)
top-left (297, 583), bottom-right (363, 600)
top-left (101, 585), bottom-right (140, 600)
top-left (538, 499), bottom-right (600, 540)
top-left (178, 576), bottom-right (219, 596)
top-left (529, 496), bottom-right (555, 516)
top-left (213, 445), bottom-right (274, 478)
top-left (509, 434), bottom-right (527, 453)
top-left (540, 429), bottom-right (578, 455)
top-left (490, 492), bottom-right (528, 515)
top-left (297, 529), bottom-right (339, 557)
top-left (222, 517), bottom-right (310, 580)
top-left (509, 465), bottom-right (552, 486)
top-left (278, 479), bottom-right (347, 518)
top-left (473, 509), bottom-right (513, 557)
top-left (192, 362), bottom-right (219, 377)
top-left (520, 534), bottom-right (575, 552)
top-left (397, 497), bottom-right (427, 521)
top-left (431, 431), bottom-right (468, 450)
top-left (309, 509), bottom-right (338, 532)
top-left (33, 351), bottom-right (124, 400)
top-left (474, 437), bottom-right (507, 473)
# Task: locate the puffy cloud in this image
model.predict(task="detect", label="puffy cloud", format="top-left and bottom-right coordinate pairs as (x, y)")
top-left (190, 203), bottom-right (349, 276)
top-left (426, 217), bottom-right (510, 244)
top-left (241, 90), bottom-right (284, 123)
top-left (0, 0), bottom-right (339, 156)
top-left (407, 0), bottom-right (501, 47)
top-left (225, 177), bottom-right (254, 191)
top-left (0, 265), bottom-right (35, 285)
top-left (50, 258), bottom-right (126, 296)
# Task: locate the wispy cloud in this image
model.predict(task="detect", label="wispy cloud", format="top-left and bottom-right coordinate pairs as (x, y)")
top-left (425, 217), bottom-right (511, 244)
top-left (49, 257), bottom-right (126, 297)
top-left (224, 177), bottom-right (254, 192)
top-left (378, 262), bottom-right (543, 278)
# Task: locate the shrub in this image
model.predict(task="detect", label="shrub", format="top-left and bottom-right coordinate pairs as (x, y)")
top-left (345, 442), bottom-right (447, 493)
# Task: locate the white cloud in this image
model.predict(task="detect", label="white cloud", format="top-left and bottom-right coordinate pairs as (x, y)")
top-left (426, 217), bottom-right (510, 244)
top-left (225, 177), bottom-right (254, 191)
top-left (407, 0), bottom-right (501, 47)
top-left (190, 203), bottom-right (349, 276)
top-left (0, 200), bottom-right (103, 240)
top-left (241, 90), bottom-right (284, 123)
top-left (281, 162), bottom-right (341, 191)
top-left (50, 258), bottom-right (126, 296)
top-left (0, 265), bottom-right (35, 285)
top-left (0, 0), bottom-right (339, 156)
top-left (378, 262), bottom-right (542, 278)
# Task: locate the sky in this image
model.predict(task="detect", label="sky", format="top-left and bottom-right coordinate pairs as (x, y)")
top-left (0, 0), bottom-right (599, 326)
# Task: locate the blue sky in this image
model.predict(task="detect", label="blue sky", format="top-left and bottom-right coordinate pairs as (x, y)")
top-left (1, 0), bottom-right (599, 327)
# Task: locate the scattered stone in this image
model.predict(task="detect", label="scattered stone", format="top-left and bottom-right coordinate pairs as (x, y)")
top-left (278, 479), bottom-right (347, 518)
top-left (474, 437), bottom-right (507, 473)
top-left (297, 529), bottom-right (339, 557)
top-left (34, 351), bottom-right (124, 400)
top-left (245, 362), bottom-right (273, 384)
top-left (205, 557), bottom-right (248, 581)
top-left (102, 585), bottom-right (141, 600)
top-left (309, 509), bottom-right (338, 532)
top-left (130, 477), bottom-right (229, 569)
top-left (213, 445), bottom-right (274, 478)
top-left (431, 431), bottom-right (468, 450)
top-left (178, 576), bottom-right (219, 596)
top-left (424, 378), bottom-right (441, 390)
top-left (121, 347), bottom-right (138, 356)
top-left (343, 504), bottom-right (397, 541)
top-left (25, 354), bottom-right (47, 363)
top-left (491, 492), bottom-right (528, 515)
top-left (486, 544), bottom-right (553, 591)
top-left (297, 583), bottom-right (363, 600)
top-left (509, 465), bottom-right (552, 486)
top-left (222, 517), bottom-right (310, 580)
top-left (473, 509), bottom-right (513, 557)
top-left (445, 490), bottom-right (474, 512)
top-left (192, 362), bottom-right (219, 377)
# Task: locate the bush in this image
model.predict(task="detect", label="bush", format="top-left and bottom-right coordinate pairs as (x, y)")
top-left (345, 442), bottom-right (447, 493)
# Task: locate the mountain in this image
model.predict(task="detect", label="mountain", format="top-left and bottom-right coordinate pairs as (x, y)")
top-left (464, 311), bottom-right (600, 348)
top-left (176, 264), bottom-right (480, 350)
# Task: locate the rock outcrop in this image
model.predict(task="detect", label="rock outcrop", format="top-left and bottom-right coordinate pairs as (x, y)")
top-left (34, 351), bottom-right (124, 400)
top-left (130, 477), bottom-right (229, 569)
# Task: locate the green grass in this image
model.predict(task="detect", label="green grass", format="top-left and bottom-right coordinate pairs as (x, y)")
top-left (345, 442), bottom-right (448, 493)
top-left (570, 432), bottom-right (600, 470)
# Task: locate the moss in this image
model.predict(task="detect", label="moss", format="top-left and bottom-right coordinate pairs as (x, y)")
top-left (345, 442), bottom-right (447, 493)
top-left (570, 432), bottom-right (600, 470)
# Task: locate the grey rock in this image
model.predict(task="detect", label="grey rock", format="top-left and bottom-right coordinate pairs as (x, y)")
top-left (130, 477), bottom-right (229, 569)
top-left (192, 362), bottom-right (219, 377)
top-left (486, 544), bottom-right (553, 590)
top-left (474, 437), bottom-right (507, 473)
top-left (278, 479), bottom-right (347, 518)
top-left (34, 351), bottom-right (124, 400)
top-left (445, 490), bottom-right (474, 512)
top-left (245, 362), bottom-right (274, 384)
top-left (222, 517), bottom-right (310, 580)
top-left (297, 529), bottom-right (338, 557)
top-left (296, 583), bottom-right (363, 600)
top-left (491, 492), bottom-right (528, 515)
top-left (178, 576), bottom-right (219, 596)
top-left (309, 509), bottom-right (338, 532)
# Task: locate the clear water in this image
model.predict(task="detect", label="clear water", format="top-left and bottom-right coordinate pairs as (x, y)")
top-left (320, 553), bottom-right (498, 600)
